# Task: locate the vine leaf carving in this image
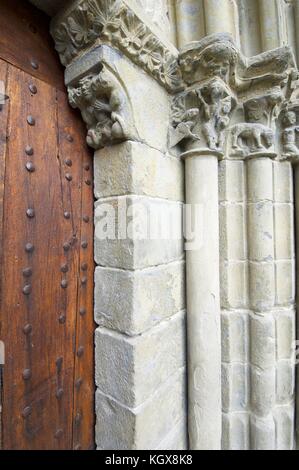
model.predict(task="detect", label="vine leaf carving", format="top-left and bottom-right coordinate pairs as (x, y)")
top-left (51, 0), bottom-right (183, 92)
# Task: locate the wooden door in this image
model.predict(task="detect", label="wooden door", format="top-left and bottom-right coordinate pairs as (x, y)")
top-left (0, 0), bottom-right (95, 450)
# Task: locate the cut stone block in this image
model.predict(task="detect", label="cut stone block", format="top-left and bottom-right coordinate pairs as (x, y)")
top-left (94, 141), bottom-right (184, 201)
top-left (222, 363), bottom-right (249, 412)
top-left (95, 261), bottom-right (185, 335)
top-left (95, 311), bottom-right (186, 407)
top-left (94, 196), bottom-right (184, 269)
top-left (222, 412), bottom-right (250, 450)
top-left (221, 310), bottom-right (249, 363)
top-left (95, 368), bottom-right (187, 450)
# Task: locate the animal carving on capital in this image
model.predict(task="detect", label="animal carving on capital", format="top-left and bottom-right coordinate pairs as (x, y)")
top-left (170, 79), bottom-right (235, 152)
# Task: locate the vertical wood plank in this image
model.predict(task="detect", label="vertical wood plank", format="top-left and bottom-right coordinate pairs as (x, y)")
top-left (0, 58), bottom-right (9, 451)
top-left (56, 91), bottom-right (94, 451)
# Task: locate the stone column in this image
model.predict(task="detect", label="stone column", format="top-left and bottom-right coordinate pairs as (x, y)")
top-left (175, 0), bottom-right (205, 48)
top-left (294, 1), bottom-right (299, 66)
top-left (247, 154), bottom-right (295, 449)
top-left (171, 36), bottom-right (238, 450)
top-left (259, 0), bottom-right (282, 51)
top-left (184, 150), bottom-right (221, 450)
top-left (203, 0), bottom-right (237, 40)
top-left (279, 105), bottom-right (299, 448)
top-left (219, 157), bottom-right (250, 450)
top-left (171, 33), bottom-right (296, 450)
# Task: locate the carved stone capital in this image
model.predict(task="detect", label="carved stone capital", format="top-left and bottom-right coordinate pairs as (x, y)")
top-left (171, 33), bottom-right (298, 159)
top-left (50, 0), bottom-right (182, 92)
top-left (65, 46), bottom-right (139, 150)
top-left (171, 78), bottom-right (236, 155)
top-left (68, 64), bottom-right (134, 149)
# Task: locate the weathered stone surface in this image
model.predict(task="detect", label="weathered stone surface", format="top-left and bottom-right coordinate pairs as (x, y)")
top-left (95, 368), bottom-right (187, 450)
top-left (248, 202), bottom-right (274, 263)
top-left (274, 204), bottom-right (294, 260)
top-left (275, 260), bottom-right (295, 306)
top-left (221, 310), bottom-right (249, 363)
top-left (276, 310), bottom-right (295, 360)
top-left (276, 360), bottom-right (294, 404)
top-left (251, 366), bottom-right (276, 417)
top-left (220, 260), bottom-right (248, 309)
top-left (250, 315), bottom-right (276, 369)
top-left (274, 406), bottom-right (294, 450)
top-left (250, 415), bottom-right (275, 450)
top-left (273, 161), bottom-right (293, 204)
top-left (222, 412), bottom-right (250, 450)
top-left (247, 158), bottom-right (273, 203)
top-left (249, 262), bottom-right (275, 312)
top-left (95, 311), bottom-right (186, 407)
top-left (222, 363), bottom-right (249, 412)
top-left (94, 141), bottom-right (184, 201)
top-left (94, 196), bottom-right (184, 269)
top-left (219, 160), bottom-right (245, 203)
top-left (95, 261), bottom-right (185, 335)
top-left (156, 418), bottom-right (188, 450)
top-left (219, 203), bottom-right (246, 261)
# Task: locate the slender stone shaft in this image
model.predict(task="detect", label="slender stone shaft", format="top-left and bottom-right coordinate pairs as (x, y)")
top-left (219, 159), bottom-right (250, 450)
top-left (175, 0), bottom-right (205, 48)
top-left (247, 157), bottom-right (276, 450)
top-left (294, 1), bottom-right (299, 67)
top-left (259, 0), bottom-right (281, 51)
top-left (184, 151), bottom-right (221, 450)
top-left (203, 0), bottom-right (237, 39)
top-left (248, 157), bottom-right (295, 450)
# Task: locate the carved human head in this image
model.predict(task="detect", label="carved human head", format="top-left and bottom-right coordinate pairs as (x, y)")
top-left (283, 110), bottom-right (297, 126)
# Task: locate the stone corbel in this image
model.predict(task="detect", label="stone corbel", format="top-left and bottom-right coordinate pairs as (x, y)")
top-left (67, 59), bottom-right (137, 149)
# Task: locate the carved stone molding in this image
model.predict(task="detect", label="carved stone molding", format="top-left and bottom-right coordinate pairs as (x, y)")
top-left (50, 0), bottom-right (182, 92)
top-left (170, 33), bottom-right (298, 159)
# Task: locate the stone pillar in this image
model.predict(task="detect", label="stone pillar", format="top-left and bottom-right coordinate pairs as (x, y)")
top-left (184, 151), bottom-right (221, 450)
top-left (50, 0), bottom-right (187, 450)
top-left (171, 36), bottom-right (238, 450)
